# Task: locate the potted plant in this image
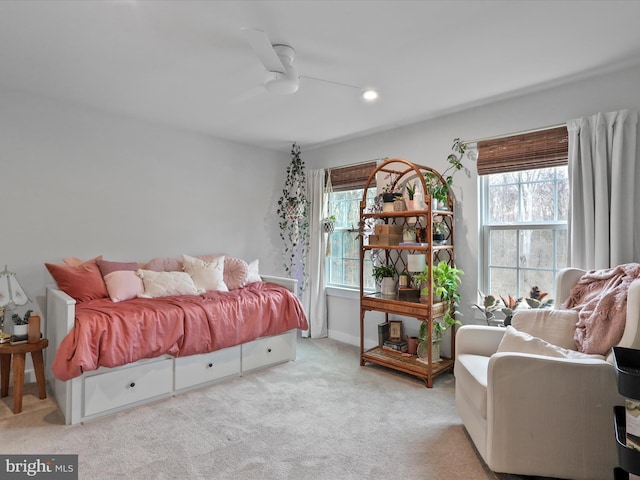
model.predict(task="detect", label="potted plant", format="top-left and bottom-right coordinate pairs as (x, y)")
top-left (11, 309), bottom-right (32, 337)
top-left (276, 143), bottom-right (310, 296)
top-left (525, 286), bottom-right (554, 309)
top-left (500, 294), bottom-right (522, 326)
top-left (412, 266), bottom-right (431, 303)
top-left (372, 264), bottom-right (397, 296)
top-left (473, 291), bottom-right (501, 325)
top-left (432, 261), bottom-right (463, 324)
top-left (424, 138), bottom-right (466, 210)
top-left (433, 221), bottom-right (447, 245)
top-left (322, 215), bottom-right (336, 233)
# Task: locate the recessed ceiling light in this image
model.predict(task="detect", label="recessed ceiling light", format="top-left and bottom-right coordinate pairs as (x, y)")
top-left (362, 89), bottom-right (379, 101)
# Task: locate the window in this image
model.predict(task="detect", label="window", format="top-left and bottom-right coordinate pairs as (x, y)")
top-left (326, 188), bottom-right (376, 290)
top-left (324, 162), bottom-right (377, 290)
top-left (480, 167), bottom-right (568, 298)
top-left (477, 126), bottom-right (569, 300)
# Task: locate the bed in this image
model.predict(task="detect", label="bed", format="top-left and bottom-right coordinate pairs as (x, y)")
top-left (44, 255), bottom-right (308, 425)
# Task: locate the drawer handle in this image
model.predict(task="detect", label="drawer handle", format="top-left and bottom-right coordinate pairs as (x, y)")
top-left (129, 382), bottom-right (136, 388)
top-left (207, 362), bottom-right (213, 368)
top-left (267, 348), bottom-right (272, 353)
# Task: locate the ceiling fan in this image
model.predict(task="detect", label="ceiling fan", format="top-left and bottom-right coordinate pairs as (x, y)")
top-left (240, 28), bottom-right (378, 99)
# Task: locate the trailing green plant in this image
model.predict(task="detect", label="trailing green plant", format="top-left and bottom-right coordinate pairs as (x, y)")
top-left (276, 143), bottom-right (310, 296)
top-left (424, 138), bottom-right (466, 205)
top-left (372, 264), bottom-right (397, 283)
top-left (432, 261), bottom-right (464, 327)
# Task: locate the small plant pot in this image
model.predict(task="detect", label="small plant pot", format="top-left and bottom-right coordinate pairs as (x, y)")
top-left (13, 324), bottom-right (27, 337)
top-left (433, 233), bottom-right (446, 245)
top-left (417, 340), bottom-right (442, 363)
top-left (407, 336), bottom-right (419, 355)
top-left (381, 277), bottom-right (396, 296)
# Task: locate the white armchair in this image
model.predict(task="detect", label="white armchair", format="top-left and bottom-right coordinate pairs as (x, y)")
top-left (455, 267), bottom-right (640, 480)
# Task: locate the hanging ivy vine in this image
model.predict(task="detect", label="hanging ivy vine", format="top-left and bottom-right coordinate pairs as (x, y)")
top-left (276, 143), bottom-right (310, 296)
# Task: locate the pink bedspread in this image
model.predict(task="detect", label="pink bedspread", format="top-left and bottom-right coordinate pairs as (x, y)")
top-left (52, 282), bottom-right (308, 381)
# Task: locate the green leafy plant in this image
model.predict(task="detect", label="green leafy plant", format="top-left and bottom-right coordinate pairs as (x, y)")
top-left (432, 261), bottom-right (464, 327)
top-left (412, 266), bottom-right (431, 297)
top-left (12, 309), bottom-right (33, 326)
top-left (424, 138), bottom-right (466, 205)
top-left (276, 143), bottom-right (310, 295)
top-left (473, 292), bottom-right (501, 324)
top-left (372, 264), bottom-right (397, 283)
top-left (500, 294), bottom-right (522, 326)
top-left (525, 286), bottom-right (554, 309)
top-left (406, 181), bottom-right (416, 200)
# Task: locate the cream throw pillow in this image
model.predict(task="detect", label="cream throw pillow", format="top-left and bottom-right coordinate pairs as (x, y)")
top-left (497, 326), bottom-right (605, 360)
top-left (246, 259), bottom-right (261, 284)
top-left (511, 309), bottom-right (579, 350)
top-left (182, 254), bottom-right (228, 292)
top-left (136, 269), bottom-right (200, 298)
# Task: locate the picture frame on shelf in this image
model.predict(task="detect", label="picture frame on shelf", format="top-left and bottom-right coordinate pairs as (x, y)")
top-left (389, 320), bottom-right (403, 341)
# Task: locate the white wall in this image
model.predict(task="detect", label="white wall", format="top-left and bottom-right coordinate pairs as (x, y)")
top-left (305, 62), bottom-right (640, 348)
top-left (1, 89), bottom-right (288, 315)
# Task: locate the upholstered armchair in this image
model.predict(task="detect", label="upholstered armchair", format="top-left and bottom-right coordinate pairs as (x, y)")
top-left (455, 267), bottom-right (640, 480)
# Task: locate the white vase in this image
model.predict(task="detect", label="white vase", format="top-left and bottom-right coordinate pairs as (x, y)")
top-left (381, 277), bottom-right (396, 296)
top-left (13, 324), bottom-right (27, 337)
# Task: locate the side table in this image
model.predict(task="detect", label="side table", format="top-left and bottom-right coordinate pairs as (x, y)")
top-left (0, 339), bottom-right (48, 414)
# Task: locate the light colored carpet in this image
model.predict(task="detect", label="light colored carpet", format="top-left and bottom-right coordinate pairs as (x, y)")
top-left (1, 338), bottom-right (540, 480)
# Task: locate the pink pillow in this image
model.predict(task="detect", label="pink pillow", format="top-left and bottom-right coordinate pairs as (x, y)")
top-left (97, 260), bottom-right (144, 302)
top-left (46, 257), bottom-right (108, 303)
top-left (144, 257), bottom-right (183, 272)
top-left (198, 255), bottom-right (249, 290)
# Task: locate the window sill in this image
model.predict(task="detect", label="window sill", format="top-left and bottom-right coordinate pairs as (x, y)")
top-left (326, 286), bottom-right (373, 300)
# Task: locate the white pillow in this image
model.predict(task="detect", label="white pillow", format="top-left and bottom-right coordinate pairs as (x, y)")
top-left (182, 254), bottom-right (228, 292)
top-left (511, 309), bottom-right (579, 350)
top-left (136, 269), bottom-right (200, 298)
top-left (246, 259), bottom-right (261, 284)
top-left (497, 326), bottom-right (605, 360)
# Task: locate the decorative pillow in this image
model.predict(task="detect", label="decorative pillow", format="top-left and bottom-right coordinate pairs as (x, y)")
top-left (96, 260), bottom-right (144, 302)
top-left (45, 257), bottom-right (109, 303)
top-left (511, 309), bottom-right (579, 350)
top-left (198, 255), bottom-right (248, 290)
top-left (246, 259), bottom-right (261, 284)
top-left (182, 254), bottom-right (228, 292)
top-left (497, 326), bottom-right (605, 360)
top-left (136, 269), bottom-right (200, 298)
top-left (144, 257), bottom-right (183, 272)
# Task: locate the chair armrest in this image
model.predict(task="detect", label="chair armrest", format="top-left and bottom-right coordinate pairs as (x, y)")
top-left (619, 278), bottom-right (640, 349)
top-left (554, 267), bottom-right (585, 307)
top-left (486, 352), bottom-right (620, 478)
top-left (456, 325), bottom-right (505, 357)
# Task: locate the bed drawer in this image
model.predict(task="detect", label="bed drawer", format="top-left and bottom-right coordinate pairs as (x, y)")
top-left (242, 331), bottom-right (296, 373)
top-left (174, 346), bottom-right (241, 390)
top-left (83, 358), bottom-right (173, 417)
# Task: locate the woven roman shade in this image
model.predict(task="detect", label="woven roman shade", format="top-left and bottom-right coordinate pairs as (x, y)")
top-left (327, 161), bottom-right (377, 191)
top-left (476, 126), bottom-right (568, 175)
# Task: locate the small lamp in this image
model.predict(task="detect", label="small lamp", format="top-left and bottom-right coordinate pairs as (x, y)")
top-left (0, 265), bottom-right (31, 343)
top-left (407, 254), bottom-right (426, 289)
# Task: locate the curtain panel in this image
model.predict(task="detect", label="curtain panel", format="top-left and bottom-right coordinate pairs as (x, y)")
top-left (302, 169), bottom-right (328, 338)
top-left (567, 110), bottom-right (639, 269)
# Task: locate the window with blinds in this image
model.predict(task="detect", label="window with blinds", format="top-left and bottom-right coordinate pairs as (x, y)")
top-left (477, 126), bottom-right (569, 318)
top-left (326, 162), bottom-right (377, 290)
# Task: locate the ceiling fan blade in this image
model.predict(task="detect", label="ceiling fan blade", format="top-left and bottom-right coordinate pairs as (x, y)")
top-left (240, 28), bottom-right (285, 73)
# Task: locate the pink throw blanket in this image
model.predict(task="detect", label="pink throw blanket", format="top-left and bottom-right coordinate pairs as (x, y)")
top-left (563, 263), bottom-right (640, 355)
top-left (52, 282), bottom-right (308, 381)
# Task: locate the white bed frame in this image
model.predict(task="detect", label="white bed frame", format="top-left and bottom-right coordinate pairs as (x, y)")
top-left (45, 275), bottom-right (300, 425)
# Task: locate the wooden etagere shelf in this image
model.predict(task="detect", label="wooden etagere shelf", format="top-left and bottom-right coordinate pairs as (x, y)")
top-left (359, 158), bottom-right (456, 387)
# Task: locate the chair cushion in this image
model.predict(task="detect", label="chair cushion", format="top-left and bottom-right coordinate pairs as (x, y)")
top-left (455, 353), bottom-right (490, 420)
top-left (497, 326), bottom-right (605, 360)
top-left (511, 309), bottom-right (578, 350)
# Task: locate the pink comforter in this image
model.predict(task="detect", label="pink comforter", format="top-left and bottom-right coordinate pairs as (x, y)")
top-left (52, 282), bottom-right (308, 381)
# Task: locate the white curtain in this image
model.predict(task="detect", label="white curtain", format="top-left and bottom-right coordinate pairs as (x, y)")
top-left (301, 169), bottom-right (328, 338)
top-left (567, 110), bottom-right (639, 269)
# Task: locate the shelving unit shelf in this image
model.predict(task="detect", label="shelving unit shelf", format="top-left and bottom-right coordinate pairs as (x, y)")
top-left (358, 158), bottom-right (456, 388)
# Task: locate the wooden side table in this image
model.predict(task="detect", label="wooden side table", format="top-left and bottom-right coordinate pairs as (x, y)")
top-left (0, 339), bottom-right (48, 414)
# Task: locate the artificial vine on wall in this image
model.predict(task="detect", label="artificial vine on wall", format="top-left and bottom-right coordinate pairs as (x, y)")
top-left (276, 143), bottom-right (310, 296)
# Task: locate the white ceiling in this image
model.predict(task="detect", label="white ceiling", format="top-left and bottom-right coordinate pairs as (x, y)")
top-left (2, 0), bottom-right (640, 151)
